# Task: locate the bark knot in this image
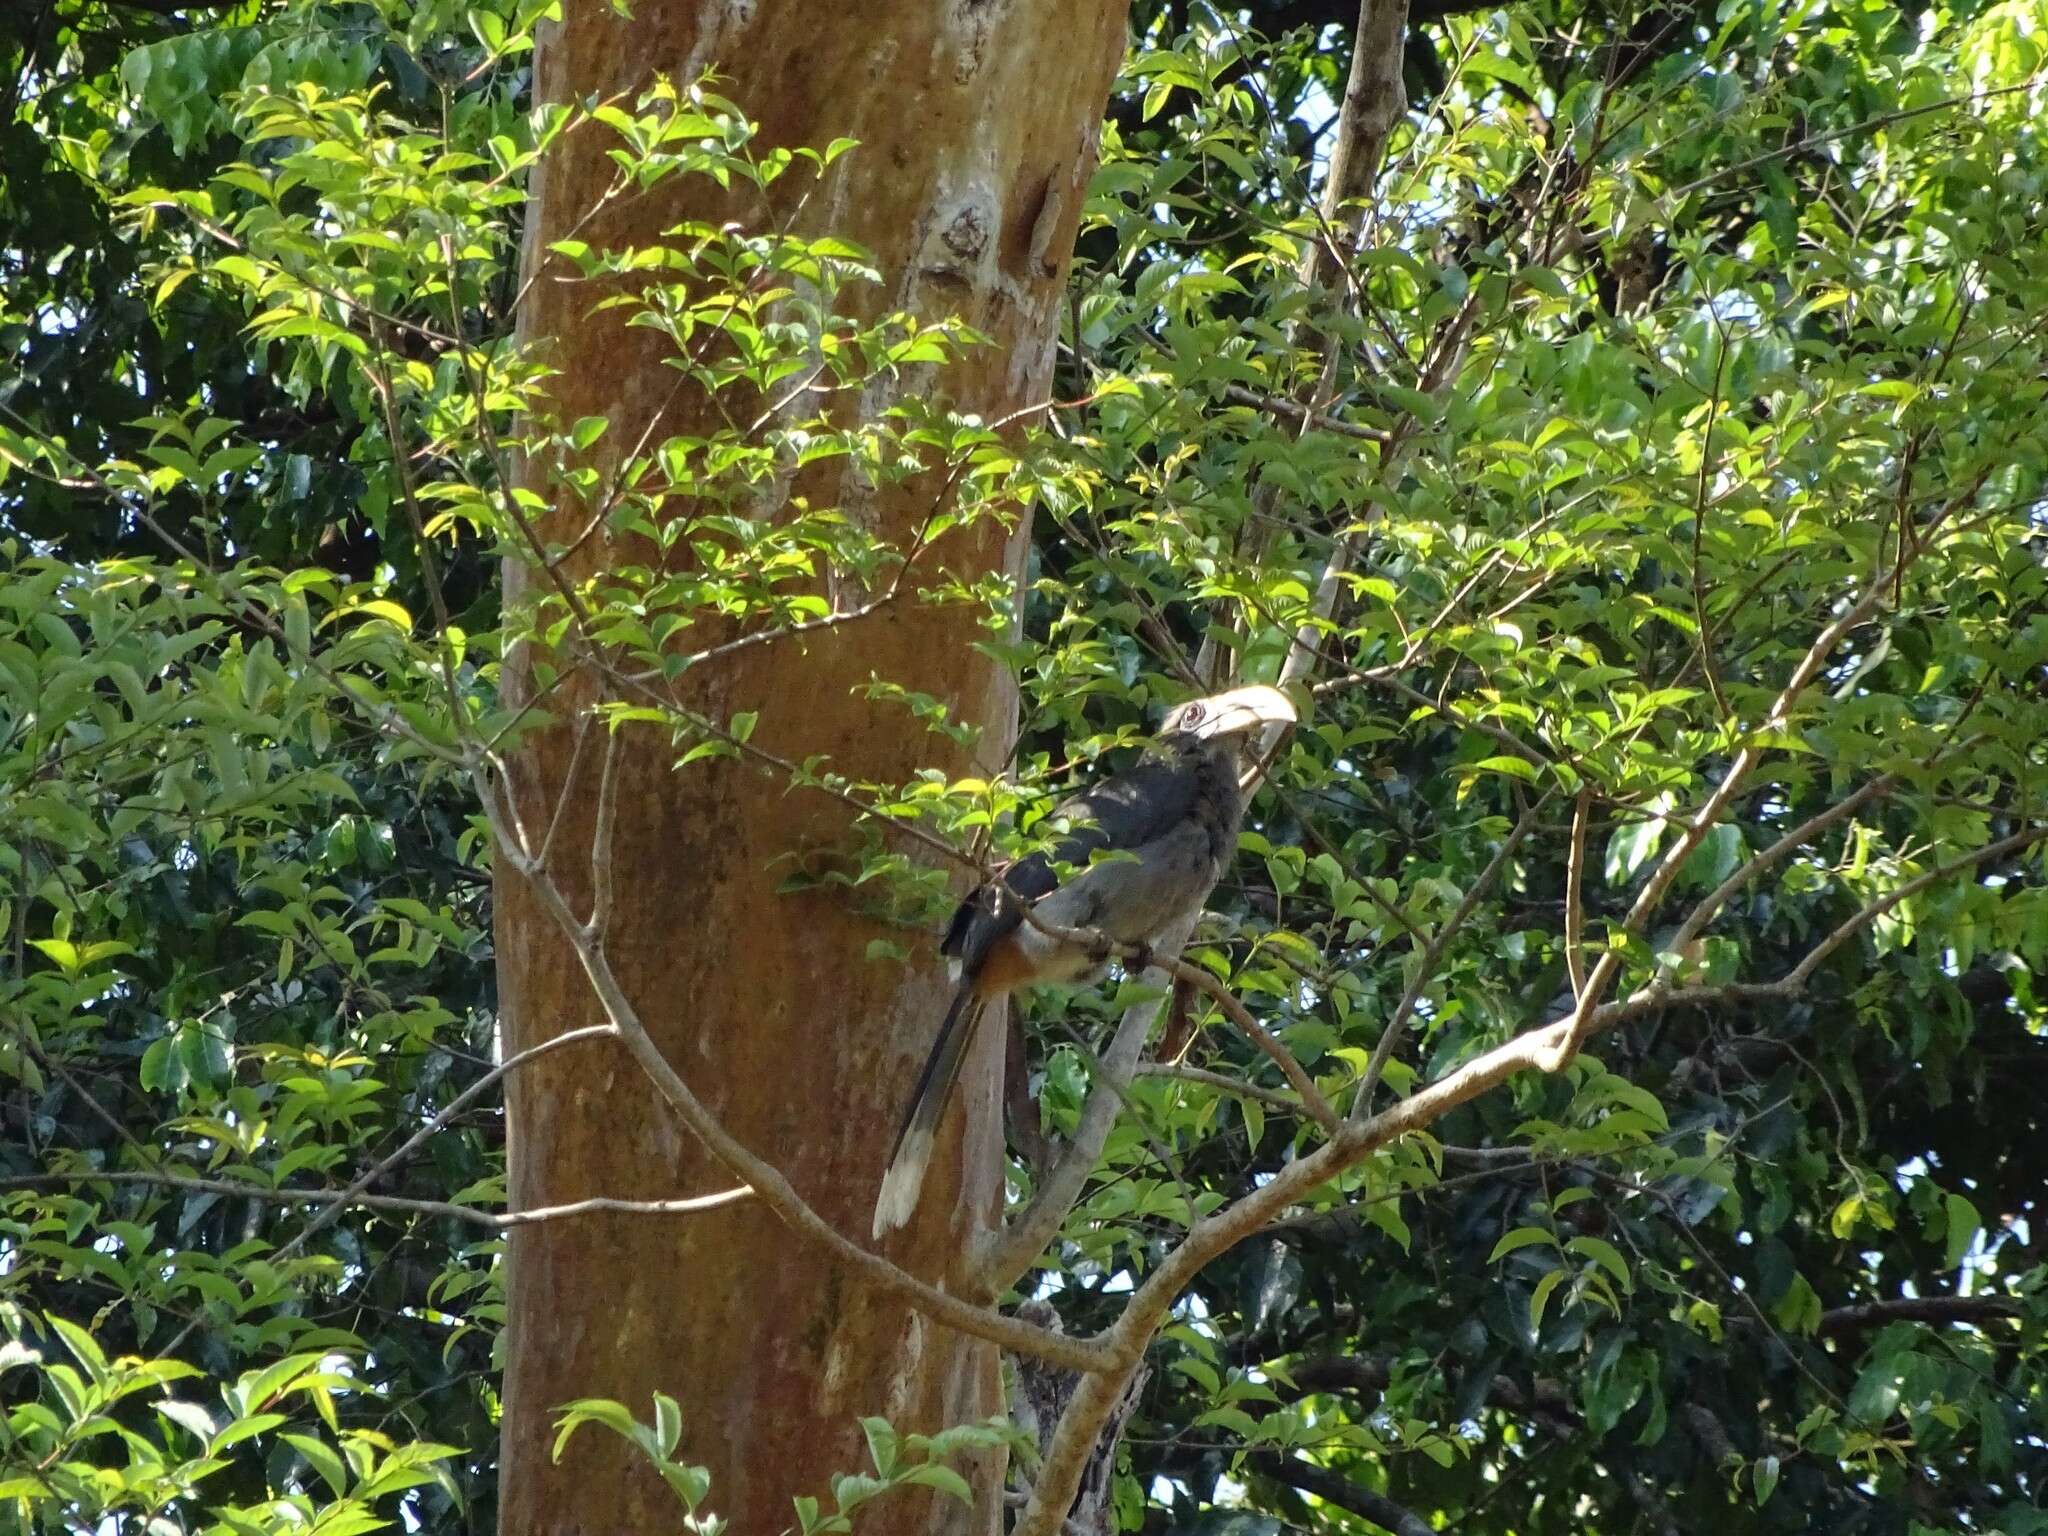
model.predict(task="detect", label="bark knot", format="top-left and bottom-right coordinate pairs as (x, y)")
top-left (918, 190), bottom-right (999, 288)
top-left (941, 204), bottom-right (990, 261)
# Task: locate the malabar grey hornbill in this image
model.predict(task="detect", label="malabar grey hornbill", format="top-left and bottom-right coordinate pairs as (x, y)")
top-left (873, 684), bottom-right (1298, 1237)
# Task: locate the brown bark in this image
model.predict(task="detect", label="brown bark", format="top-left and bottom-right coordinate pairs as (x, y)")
top-left (494, 5), bottom-right (1128, 1534)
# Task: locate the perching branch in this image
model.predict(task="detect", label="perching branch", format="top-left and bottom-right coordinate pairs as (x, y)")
top-left (971, 870), bottom-right (1345, 1295)
top-left (971, 916), bottom-right (1197, 1298)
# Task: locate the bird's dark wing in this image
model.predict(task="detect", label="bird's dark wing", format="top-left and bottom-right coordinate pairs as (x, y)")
top-left (941, 747), bottom-right (1197, 974)
top-left (1047, 749), bottom-right (1200, 854)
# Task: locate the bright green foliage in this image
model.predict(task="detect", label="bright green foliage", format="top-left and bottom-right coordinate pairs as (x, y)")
top-left (548, 1395), bottom-right (1018, 1536)
top-left (4, 0), bottom-right (2047, 1532)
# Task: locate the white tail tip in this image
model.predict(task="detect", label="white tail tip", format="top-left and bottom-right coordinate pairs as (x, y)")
top-left (871, 1132), bottom-right (931, 1239)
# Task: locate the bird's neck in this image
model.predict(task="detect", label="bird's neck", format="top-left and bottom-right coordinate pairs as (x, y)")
top-left (1176, 738), bottom-right (1245, 859)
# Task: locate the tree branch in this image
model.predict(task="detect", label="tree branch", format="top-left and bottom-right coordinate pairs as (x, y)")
top-left (1667, 80), bottom-right (2045, 201)
top-left (1564, 787), bottom-right (1590, 998)
top-left (0, 1170), bottom-right (754, 1228)
top-left (1245, 1451), bottom-right (1434, 1536)
top-left (1221, 383), bottom-right (1389, 443)
top-left (98, 0), bottom-right (247, 13)
top-left (1665, 773), bottom-right (1897, 956)
top-left (1531, 479), bottom-right (1981, 1073)
top-left (481, 761), bottom-right (1108, 1375)
top-left (1816, 1296), bottom-right (2023, 1338)
top-left (1164, 953), bottom-right (1341, 1132)
top-left (1275, 1353), bottom-right (1389, 1404)
top-left (971, 921), bottom-right (1192, 1299)
top-left (1199, 0), bottom-right (1413, 695)
top-left (1135, 1060), bottom-right (1305, 1113)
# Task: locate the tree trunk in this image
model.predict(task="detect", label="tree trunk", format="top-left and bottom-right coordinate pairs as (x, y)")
top-left (494, 5), bottom-right (1129, 1534)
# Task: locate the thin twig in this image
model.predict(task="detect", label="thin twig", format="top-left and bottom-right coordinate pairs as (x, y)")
top-left (536, 713), bottom-right (597, 872)
top-left (1135, 1061), bottom-right (1303, 1113)
top-left (1168, 955), bottom-right (1341, 1133)
top-left (584, 723), bottom-right (625, 943)
top-left (154, 1023), bottom-right (620, 1359)
top-left (1564, 787), bottom-right (1590, 1000)
top-left (1665, 774), bottom-right (1897, 956)
top-left (0, 1170), bottom-right (754, 1228)
top-left (1687, 264), bottom-right (1734, 715)
top-left (1352, 791), bottom-right (1551, 1118)
top-left (1220, 384), bottom-right (1389, 444)
top-left (1665, 80), bottom-right (2045, 201)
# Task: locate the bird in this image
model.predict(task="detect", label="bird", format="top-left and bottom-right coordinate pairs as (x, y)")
top-left (872, 684), bottom-right (1299, 1238)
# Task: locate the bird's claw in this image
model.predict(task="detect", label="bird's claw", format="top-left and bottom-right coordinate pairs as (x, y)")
top-left (1127, 941), bottom-right (1156, 975)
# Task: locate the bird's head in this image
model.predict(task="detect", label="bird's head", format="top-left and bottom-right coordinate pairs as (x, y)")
top-left (1159, 684), bottom-right (1298, 745)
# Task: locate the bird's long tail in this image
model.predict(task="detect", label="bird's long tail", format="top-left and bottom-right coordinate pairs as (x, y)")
top-left (873, 984), bottom-right (986, 1238)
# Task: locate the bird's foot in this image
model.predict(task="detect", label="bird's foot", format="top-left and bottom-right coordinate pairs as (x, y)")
top-left (1126, 941), bottom-right (1157, 975)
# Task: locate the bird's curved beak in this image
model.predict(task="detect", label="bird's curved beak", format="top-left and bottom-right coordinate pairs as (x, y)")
top-left (1187, 684), bottom-right (1299, 741)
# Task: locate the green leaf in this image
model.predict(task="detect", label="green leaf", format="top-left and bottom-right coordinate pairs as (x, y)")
top-left (47, 1315), bottom-right (109, 1382)
top-left (1528, 1267), bottom-right (1567, 1333)
top-left (1604, 797), bottom-right (1671, 886)
top-left (1773, 1273), bottom-right (1822, 1335)
top-left (653, 1392), bottom-right (682, 1459)
top-left (1943, 1193), bottom-right (1981, 1268)
top-left (284, 1432), bottom-right (350, 1498)
top-left (1753, 1455), bottom-right (1780, 1507)
top-left (1489, 1226), bottom-right (1557, 1262)
top-left (657, 1460), bottom-right (712, 1511)
top-left (898, 1463), bottom-right (973, 1503)
top-left (551, 1398), bottom-right (641, 1462)
top-left (859, 1416), bottom-right (897, 1479)
top-left (1464, 753), bottom-right (1542, 783)
top-left (156, 1400), bottom-right (217, 1442)
top-left (1678, 823), bottom-right (1744, 890)
top-left (1830, 1194), bottom-right (1865, 1239)
top-left (1565, 1235), bottom-right (1633, 1294)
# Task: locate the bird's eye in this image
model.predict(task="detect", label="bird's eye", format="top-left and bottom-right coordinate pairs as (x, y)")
top-left (1179, 703), bottom-right (1205, 728)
